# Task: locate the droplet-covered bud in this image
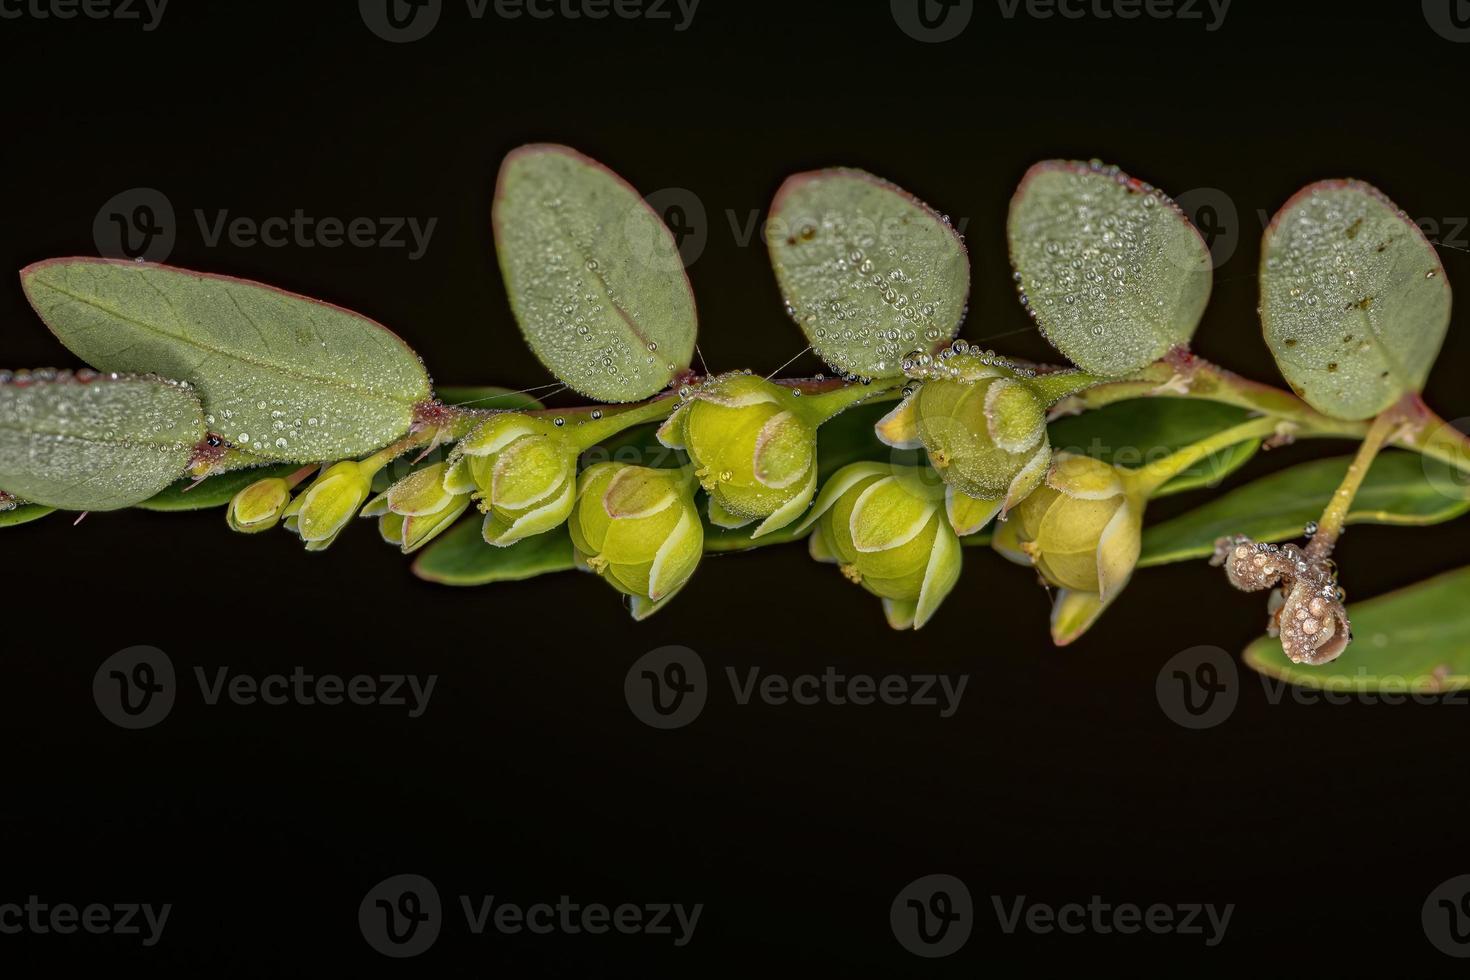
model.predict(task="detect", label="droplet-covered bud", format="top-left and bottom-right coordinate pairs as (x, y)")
top-left (226, 477), bottom-right (292, 534)
top-left (876, 366), bottom-right (1050, 513)
top-left (281, 461), bottom-right (375, 551)
top-left (992, 453), bottom-right (1144, 644)
top-left (362, 461), bottom-right (472, 554)
top-left (568, 463), bottom-right (703, 612)
top-left (796, 463), bottom-right (961, 630)
top-left (1210, 535), bottom-right (1351, 665)
top-left (455, 412), bottom-right (578, 547)
top-left (656, 373), bottom-right (817, 537)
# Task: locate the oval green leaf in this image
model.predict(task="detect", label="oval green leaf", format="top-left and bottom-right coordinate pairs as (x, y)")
top-left (137, 462), bottom-right (302, 512)
top-left (492, 144), bottom-right (697, 403)
top-left (1008, 160), bottom-right (1211, 377)
top-left (412, 520), bottom-right (576, 586)
top-left (0, 371), bottom-right (204, 510)
top-left (1244, 566), bottom-right (1470, 692)
top-left (0, 503), bottom-right (55, 527)
top-left (21, 258), bottom-right (431, 462)
top-left (1049, 397), bottom-right (1259, 497)
top-left (1139, 450), bottom-right (1470, 566)
top-left (766, 169), bottom-right (969, 379)
top-left (1259, 180), bottom-right (1450, 420)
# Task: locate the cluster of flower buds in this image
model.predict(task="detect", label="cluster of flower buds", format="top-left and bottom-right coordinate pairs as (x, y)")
top-left (568, 462), bottom-right (704, 617)
top-left (992, 453), bottom-right (1145, 644)
top-left (796, 462), bottom-right (961, 630)
top-left (450, 413), bottom-right (579, 547)
top-left (361, 461), bottom-right (472, 554)
top-left (1211, 534), bottom-right (1350, 665)
top-left (878, 353), bottom-right (1053, 535)
top-left (657, 373), bottom-right (818, 537)
top-left (277, 461), bottom-right (376, 551)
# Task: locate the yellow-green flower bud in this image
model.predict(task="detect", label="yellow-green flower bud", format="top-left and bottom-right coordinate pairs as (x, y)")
top-left (656, 374), bottom-right (818, 537)
top-left (281, 461), bottom-right (375, 551)
top-left (457, 413), bottom-right (578, 547)
top-left (795, 463), bottom-right (961, 630)
top-left (992, 453), bottom-right (1144, 645)
top-left (567, 462), bottom-right (703, 610)
top-left (362, 462), bottom-right (472, 554)
top-left (226, 477), bottom-right (292, 534)
top-left (876, 368), bottom-right (1050, 517)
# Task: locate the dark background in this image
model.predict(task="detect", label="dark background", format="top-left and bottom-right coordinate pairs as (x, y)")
top-left (2, 0), bottom-right (1469, 973)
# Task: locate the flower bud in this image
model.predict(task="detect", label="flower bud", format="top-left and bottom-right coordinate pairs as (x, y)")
top-left (795, 463), bottom-right (961, 630)
top-left (226, 477), bottom-right (292, 534)
top-left (876, 366), bottom-right (1050, 515)
top-left (457, 412), bottom-right (578, 547)
top-left (567, 462), bottom-right (704, 610)
top-left (362, 462), bottom-right (473, 554)
top-left (991, 453), bottom-right (1144, 644)
top-left (656, 374), bottom-right (818, 537)
top-left (281, 461), bottom-right (374, 551)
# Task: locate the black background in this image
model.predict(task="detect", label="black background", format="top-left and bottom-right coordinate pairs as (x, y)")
top-left (3, 0), bottom-right (1469, 973)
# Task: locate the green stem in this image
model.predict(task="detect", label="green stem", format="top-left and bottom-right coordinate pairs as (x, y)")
top-left (796, 379), bottom-right (903, 427)
top-left (550, 395), bottom-right (680, 450)
top-left (1131, 415), bottom-right (1284, 497)
top-left (1306, 407), bottom-right (1401, 559)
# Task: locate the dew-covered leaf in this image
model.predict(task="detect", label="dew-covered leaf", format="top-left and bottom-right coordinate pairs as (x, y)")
top-left (766, 169), bottom-right (968, 379)
top-left (1049, 397), bottom-right (1258, 497)
top-left (1259, 180), bottom-right (1450, 420)
top-left (436, 385), bottom-right (545, 412)
top-left (137, 462), bottom-right (301, 512)
top-left (1139, 450), bottom-right (1470, 566)
top-left (412, 519), bottom-right (576, 586)
top-left (1008, 160), bottom-right (1211, 376)
top-left (493, 144), bottom-right (696, 403)
top-left (1244, 565), bottom-right (1470, 692)
top-left (0, 370), bottom-right (204, 510)
top-left (21, 258), bottom-right (431, 463)
top-left (0, 503), bottom-right (55, 527)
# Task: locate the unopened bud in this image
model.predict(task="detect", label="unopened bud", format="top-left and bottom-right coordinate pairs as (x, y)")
top-left (226, 477), bottom-right (292, 534)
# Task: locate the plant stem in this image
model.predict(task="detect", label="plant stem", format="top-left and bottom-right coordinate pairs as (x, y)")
top-left (796, 379), bottom-right (903, 426)
top-left (1131, 415), bottom-right (1284, 497)
top-left (550, 395), bottom-right (680, 450)
top-left (1306, 407), bottom-right (1402, 559)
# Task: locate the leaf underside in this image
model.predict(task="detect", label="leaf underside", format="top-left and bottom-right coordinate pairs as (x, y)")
top-left (1245, 565), bottom-right (1470, 692)
top-left (1007, 161), bottom-right (1211, 377)
top-left (21, 259), bottom-right (431, 463)
top-left (766, 168), bottom-right (969, 379)
top-left (1139, 450), bottom-right (1470, 566)
top-left (0, 372), bottom-right (204, 510)
top-left (1259, 180), bottom-right (1450, 420)
top-left (493, 144), bottom-right (697, 403)
top-left (0, 504), bottom-right (55, 527)
top-left (412, 521), bottom-right (577, 586)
